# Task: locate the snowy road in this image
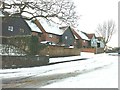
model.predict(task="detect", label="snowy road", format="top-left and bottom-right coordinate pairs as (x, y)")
top-left (0, 53), bottom-right (118, 88)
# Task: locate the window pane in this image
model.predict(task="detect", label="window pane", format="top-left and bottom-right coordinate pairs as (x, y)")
top-left (8, 26), bottom-right (13, 31)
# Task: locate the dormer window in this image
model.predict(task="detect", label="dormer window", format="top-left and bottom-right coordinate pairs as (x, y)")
top-left (8, 26), bottom-right (13, 32)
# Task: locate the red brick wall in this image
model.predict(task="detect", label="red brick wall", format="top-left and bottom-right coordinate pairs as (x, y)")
top-left (81, 48), bottom-right (104, 54)
top-left (82, 40), bottom-right (89, 47)
top-left (39, 33), bottom-right (46, 42)
top-left (40, 33), bottom-right (60, 44)
top-left (81, 48), bottom-right (96, 53)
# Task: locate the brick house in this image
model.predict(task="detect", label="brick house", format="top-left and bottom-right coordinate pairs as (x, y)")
top-left (33, 19), bottom-right (78, 47)
top-left (33, 19), bottom-right (64, 44)
top-left (33, 19), bottom-right (79, 47)
top-left (72, 30), bottom-right (90, 48)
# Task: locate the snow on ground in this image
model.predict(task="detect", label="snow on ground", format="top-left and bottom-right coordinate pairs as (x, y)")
top-left (42, 54), bottom-right (118, 88)
top-left (0, 52), bottom-right (94, 79)
top-left (0, 52), bottom-right (118, 88)
top-left (50, 52), bottom-right (94, 63)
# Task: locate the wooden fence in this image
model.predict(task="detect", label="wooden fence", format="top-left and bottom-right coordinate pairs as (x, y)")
top-left (39, 45), bottom-right (81, 57)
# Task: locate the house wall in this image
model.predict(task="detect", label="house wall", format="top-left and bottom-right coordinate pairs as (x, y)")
top-left (40, 33), bottom-right (60, 44)
top-left (75, 39), bottom-right (90, 48)
top-left (2, 17), bottom-right (31, 36)
top-left (75, 39), bottom-right (82, 48)
top-left (100, 41), bottom-right (105, 48)
top-left (91, 36), bottom-right (97, 47)
top-left (45, 33), bottom-right (60, 43)
top-left (82, 40), bottom-right (89, 47)
top-left (62, 27), bottom-right (75, 46)
top-left (73, 41), bottom-right (80, 48)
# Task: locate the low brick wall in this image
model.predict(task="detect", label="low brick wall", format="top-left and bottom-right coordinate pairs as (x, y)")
top-left (81, 48), bottom-right (96, 53)
top-left (96, 48), bottom-right (104, 54)
top-left (2, 55), bottom-right (49, 69)
top-left (39, 45), bottom-right (81, 57)
top-left (81, 48), bottom-right (104, 54)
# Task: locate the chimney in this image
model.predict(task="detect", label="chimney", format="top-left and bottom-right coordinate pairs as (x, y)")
top-left (33, 19), bottom-right (46, 33)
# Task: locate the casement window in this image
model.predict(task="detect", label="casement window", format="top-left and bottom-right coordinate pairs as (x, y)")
top-left (49, 34), bottom-right (53, 38)
top-left (20, 28), bottom-right (25, 33)
top-left (65, 36), bottom-right (68, 39)
top-left (8, 26), bottom-right (14, 32)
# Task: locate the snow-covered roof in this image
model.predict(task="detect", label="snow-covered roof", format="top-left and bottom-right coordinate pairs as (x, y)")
top-left (25, 20), bottom-right (42, 33)
top-left (37, 18), bottom-right (64, 35)
top-left (74, 35), bottom-right (78, 39)
top-left (76, 30), bottom-right (90, 40)
top-left (0, 11), bottom-right (4, 17)
top-left (59, 26), bottom-right (68, 31)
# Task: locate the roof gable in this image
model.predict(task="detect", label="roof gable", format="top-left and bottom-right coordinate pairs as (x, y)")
top-left (86, 34), bottom-right (95, 39)
top-left (74, 30), bottom-right (90, 40)
top-left (71, 29), bottom-right (81, 39)
top-left (60, 26), bottom-right (76, 39)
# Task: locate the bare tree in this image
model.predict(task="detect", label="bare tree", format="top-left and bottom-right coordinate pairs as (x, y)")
top-left (0, 0), bottom-right (79, 27)
top-left (96, 20), bottom-right (116, 50)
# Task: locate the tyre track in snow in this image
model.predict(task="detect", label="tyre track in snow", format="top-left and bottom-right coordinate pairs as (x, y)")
top-left (2, 62), bottom-right (113, 88)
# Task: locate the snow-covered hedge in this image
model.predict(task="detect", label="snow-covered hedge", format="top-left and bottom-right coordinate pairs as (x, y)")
top-left (1, 36), bottom-right (47, 55)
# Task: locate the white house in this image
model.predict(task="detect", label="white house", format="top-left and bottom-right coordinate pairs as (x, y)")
top-left (96, 37), bottom-right (105, 48)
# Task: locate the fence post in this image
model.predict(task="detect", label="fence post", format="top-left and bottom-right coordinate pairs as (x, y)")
top-left (95, 46), bottom-right (97, 54)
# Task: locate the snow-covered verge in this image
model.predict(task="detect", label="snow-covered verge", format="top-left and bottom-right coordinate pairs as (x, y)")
top-left (49, 52), bottom-right (94, 63)
top-left (0, 52), bottom-right (118, 88)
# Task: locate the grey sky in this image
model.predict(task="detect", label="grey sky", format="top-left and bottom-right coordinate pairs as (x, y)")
top-left (73, 0), bottom-right (119, 47)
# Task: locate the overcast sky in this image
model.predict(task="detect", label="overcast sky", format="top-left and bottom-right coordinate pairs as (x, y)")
top-left (73, 0), bottom-right (119, 47)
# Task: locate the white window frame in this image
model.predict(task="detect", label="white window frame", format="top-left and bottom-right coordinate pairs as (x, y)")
top-left (49, 34), bottom-right (53, 38)
top-left (65, 36), bottom-right (68, 40)
top-left (20, 28), bottom-right (25, 33)
top-left (8, 26), bottom-right (14, 32)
